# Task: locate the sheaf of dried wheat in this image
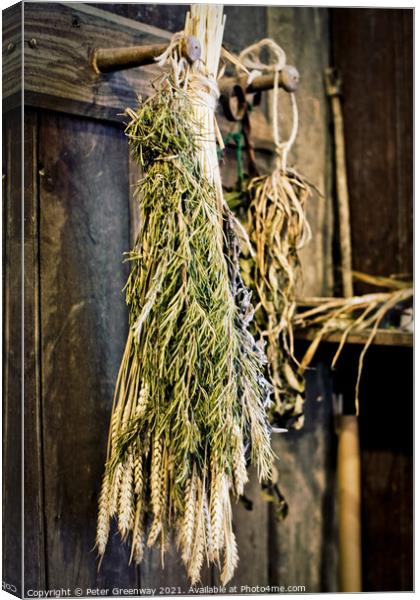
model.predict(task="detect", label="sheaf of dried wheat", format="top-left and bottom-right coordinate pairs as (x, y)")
top-left (97, 7), bottom-right (275, 583)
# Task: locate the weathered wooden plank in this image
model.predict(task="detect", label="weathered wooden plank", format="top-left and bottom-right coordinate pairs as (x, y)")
top-left (267, 7), bottom-right (334, 298)
top-left (2, 108), bottom-right (23, 597)
top-left (229, 470), bottom-right (269, 591)
top-left (296, 328), bottom-right (413, 348)
top-left (38, 111), bottom-right (138, 592)
top-left (268, 363), bottom-right (338, 593)
top-left (140, 544), bottom-right (209, 595)
top-left (15, 3), bottom-right (170, 121)
top-left (2, 2), bottom-right (22, 112)
top-left (23, 109), bottom-right (48, 593)
top-left (331, 9), bottom-right (413, 293)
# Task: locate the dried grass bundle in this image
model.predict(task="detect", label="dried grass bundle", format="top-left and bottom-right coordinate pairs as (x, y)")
top-left (96, 6), bottom-right (273, 585)
top-left (294, 278), bottom-right (413, 412)
top-left (245, 165), bottom-right (311, 430)
top-left (229, 40), bottom-right (312, 430)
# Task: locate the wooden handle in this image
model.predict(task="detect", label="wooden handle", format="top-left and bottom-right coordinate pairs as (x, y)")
top-left (219, 65), bottom-right (300, 97)
top-left (93, 35), bottom-right (201, 73)
top-left (337, 415), bottom-right (362, 592)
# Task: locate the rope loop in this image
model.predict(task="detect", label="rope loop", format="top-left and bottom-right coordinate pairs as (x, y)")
top-left (238, 38), bottom-right (298, 172)
top-left (238, 38), bottom-right (286, 75)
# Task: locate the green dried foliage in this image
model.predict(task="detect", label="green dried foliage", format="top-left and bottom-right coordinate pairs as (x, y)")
top-left (96, 79), bottom-right (274, 584)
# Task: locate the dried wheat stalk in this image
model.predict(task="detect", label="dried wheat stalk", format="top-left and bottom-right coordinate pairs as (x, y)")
top-left (96, 5), bottom-right (273, 585)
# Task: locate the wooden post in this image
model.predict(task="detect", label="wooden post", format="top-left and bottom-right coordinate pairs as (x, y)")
top-left (326, 68), bottom-right (362, 592)
top-left (337, 415), bottom-right (362, 591)
top-left (325, 68), bottom-right (354, 298)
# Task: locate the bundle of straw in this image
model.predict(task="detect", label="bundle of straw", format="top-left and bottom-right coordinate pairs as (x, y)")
top-left (294, 276), bottom-right (413, 413)
top-left (233, 40), bottom-right (312, 430)
top-left (96, 5), bottom-right (273, 585)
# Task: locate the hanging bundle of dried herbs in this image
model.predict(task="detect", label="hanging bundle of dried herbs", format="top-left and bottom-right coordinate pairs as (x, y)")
top-left (96, 5), bottom-right (273, 585)
top-left (231, 40), bottom-right (312, 430)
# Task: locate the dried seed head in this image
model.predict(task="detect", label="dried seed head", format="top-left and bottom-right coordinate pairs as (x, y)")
top-left (133, 444), bottom-right (144, 496)
top-left (96, 472), bottom-right (111, 556)
top-left (109, 462), bottom-right (124, 517)
top-left (118, 454), bottom-right (135, 540)
top-left (150, 436), bottom-right (164, 516)
top-left (136, 382), bottom-right (149, 418)
top-left (130, 497), bottom-right (145, 565)
top-left (232, 425), bottom-right (248, 497)
top-left (180, 469), bottom-right (198, 565)
top-left (187, 479), bottom-right (205, 584)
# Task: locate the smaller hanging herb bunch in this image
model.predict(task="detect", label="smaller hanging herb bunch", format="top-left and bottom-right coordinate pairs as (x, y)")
top-left (227, 40), bottom-right (313, 431)
top-left (96, 6), bottom-right (274, 586)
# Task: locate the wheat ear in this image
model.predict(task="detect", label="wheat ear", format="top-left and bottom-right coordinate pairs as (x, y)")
top-left (180, 467), bottom-right (198, 565)
top-left (109, 461), bottom-right (124, 516)
top-left (220, 483), bottom-right (238, 585)
top-left (147, 437), bottom-right (166, 547)
top-left (118, 454), bottom-right (135, 540)
top-left (96, 472), bottom-right (111, 557)
top-left (202, 489), bottom-right (216, 563)
top-left (135, 382), bottom-right (149, 418)
top-left (210, 462), bottom-right (224, 551)
top-left (150, 435), bottom-right (163, 515)
top-left (130, 497), bottom-right (145, 565)
top-left (133, 445), bottom-right (143, 496)
top-left (188, 477), bottom-right (205, 584)
top-left (232, 425), bottom-right (248, 497)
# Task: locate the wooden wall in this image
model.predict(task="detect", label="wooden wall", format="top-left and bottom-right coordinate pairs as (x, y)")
top-left (331, 8), bottom-right (413, 293)
top-left (2, 2), bottom-right (412, 596)
top-left (3, 4), bottom-right (22, 594)
top-left (330, 9), bottom-right (413, 591)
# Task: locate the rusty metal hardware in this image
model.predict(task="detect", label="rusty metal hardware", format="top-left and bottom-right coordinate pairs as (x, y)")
top-left (92, 35), bottom-right (201, 73)
top-left (220, 79), bottom-right (248, 121)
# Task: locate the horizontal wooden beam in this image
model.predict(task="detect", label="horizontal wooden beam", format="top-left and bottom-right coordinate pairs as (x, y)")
top-left (296, 327), bottom-right (413, 348)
